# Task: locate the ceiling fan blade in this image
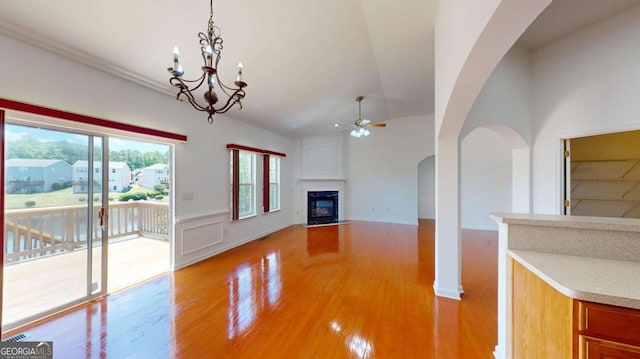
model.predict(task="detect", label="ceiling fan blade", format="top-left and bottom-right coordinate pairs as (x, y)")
top-left (368, 123), bottom-right (386, 127)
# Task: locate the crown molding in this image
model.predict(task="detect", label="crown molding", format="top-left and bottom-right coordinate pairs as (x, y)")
top-left (0, 19), bottom-right (174, 97)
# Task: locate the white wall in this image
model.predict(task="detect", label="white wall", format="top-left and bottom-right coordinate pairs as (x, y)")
top-left (346, 114), bottom-right (434, 225)
top-left (461, 127), bottom-right (512, 230)
top-left (0, 34), bottom-right (295, 269)
top-left (461, 46), bottom-right (532, 144)
top-left (531, 4), bottom-right (640, 214)
top-left (418, 156), bottom-right (435, 219)
top-left (457, 46), bottom-right (532, 226)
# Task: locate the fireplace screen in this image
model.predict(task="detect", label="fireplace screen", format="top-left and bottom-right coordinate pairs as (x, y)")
top-left (307, 191), bottom-right (338, 225)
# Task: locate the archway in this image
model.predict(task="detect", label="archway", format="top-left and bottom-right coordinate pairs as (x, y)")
top-left (460, 125), bottom-right (529, 230)
top-left (433, 0), bottom-right (550, 301)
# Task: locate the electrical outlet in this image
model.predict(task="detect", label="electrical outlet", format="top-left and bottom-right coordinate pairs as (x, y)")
top-left (182, 192), bottom-right (194, 201)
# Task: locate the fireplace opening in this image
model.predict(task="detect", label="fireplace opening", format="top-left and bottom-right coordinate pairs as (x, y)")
top-left (307, 191), bottom-right (338, 225)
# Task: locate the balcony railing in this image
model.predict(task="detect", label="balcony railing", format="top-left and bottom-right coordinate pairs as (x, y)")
top-left (4, 201), bottom-right (169, 263)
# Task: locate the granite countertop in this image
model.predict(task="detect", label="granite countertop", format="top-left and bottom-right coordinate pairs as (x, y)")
top-left (510, 249), bottom-right (640, 310)
top-left (490, 212), bottom-right (640, 232)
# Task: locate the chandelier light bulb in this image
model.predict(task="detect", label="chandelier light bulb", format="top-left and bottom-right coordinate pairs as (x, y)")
top-left (172, 46), bottom-right (180, 71)
top-left (237, 62), bottom-right (243, 82)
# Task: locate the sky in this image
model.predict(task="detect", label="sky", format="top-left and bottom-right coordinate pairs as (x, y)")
top-left (5, 124), bottom-right (169, 153)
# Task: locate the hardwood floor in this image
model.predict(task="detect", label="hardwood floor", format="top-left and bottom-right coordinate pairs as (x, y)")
top-left (3, 220), bottom-right (498, 358)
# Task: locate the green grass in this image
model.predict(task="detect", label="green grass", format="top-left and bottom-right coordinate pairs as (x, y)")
top-left (5, 185), bottom-right (168, 209)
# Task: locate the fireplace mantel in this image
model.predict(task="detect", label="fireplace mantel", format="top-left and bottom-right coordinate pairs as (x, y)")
top-left (299, 180), bottom-right (345, 224)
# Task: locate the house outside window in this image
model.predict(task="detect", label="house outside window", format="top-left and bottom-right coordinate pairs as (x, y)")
top-left (269, 157), bottom-right (280, 211)
top-left (232, 151), bottom-right (255, 219)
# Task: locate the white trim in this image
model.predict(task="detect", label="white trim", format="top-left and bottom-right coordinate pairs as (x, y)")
top-left (348, 217), bottom-right (419, 226)
top-left (432, 282), bottom-right (464, 300)
top-left (0, 19), bottom-right (172, 97)
top-left (176, 209), bottom-right (229, 224)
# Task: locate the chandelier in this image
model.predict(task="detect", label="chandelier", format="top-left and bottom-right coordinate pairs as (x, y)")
top-left (167, 0), bottom-right (247, 123)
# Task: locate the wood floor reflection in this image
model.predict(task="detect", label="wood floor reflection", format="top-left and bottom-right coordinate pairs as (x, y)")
top-left (4, 220), bottom-right (498, 358)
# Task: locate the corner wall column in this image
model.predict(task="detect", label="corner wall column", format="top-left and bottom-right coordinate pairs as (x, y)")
top-left (434, 136), bottom-right (463, 299)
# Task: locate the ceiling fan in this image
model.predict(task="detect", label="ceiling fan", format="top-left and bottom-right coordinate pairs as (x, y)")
top-left (350, 96), bottom-right (386, 138)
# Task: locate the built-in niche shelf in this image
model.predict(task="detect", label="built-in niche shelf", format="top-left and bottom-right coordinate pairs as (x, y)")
top-left (571, 159), bottom-right (640, 218)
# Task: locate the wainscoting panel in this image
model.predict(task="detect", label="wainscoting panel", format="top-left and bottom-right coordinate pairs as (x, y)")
top-left (174, 210), bottom-right (228, 270)
top-left (181, 222), bottom-right (224, 255)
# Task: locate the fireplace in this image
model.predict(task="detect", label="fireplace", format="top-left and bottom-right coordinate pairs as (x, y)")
top-left (307, 191), bottom-right (339, 225)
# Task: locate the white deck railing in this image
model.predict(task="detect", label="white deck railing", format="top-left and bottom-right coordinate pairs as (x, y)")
top-left (4, 201), bottom-right (169, 263)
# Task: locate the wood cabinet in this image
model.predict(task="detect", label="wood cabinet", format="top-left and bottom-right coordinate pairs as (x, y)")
top-left (577, 301), bottom-right (640, 358)
top-left (580, 336), bottom-right (640, 358)
top-left (511, 260), bottom-right (640, 359)
top-left (512, 260), bottom-right (573, 358)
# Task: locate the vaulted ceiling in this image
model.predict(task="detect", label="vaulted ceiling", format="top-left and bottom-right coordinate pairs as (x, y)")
top-left (0, 0), bottom-right (637, 138)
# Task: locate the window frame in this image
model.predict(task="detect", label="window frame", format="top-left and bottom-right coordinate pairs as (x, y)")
top-left (263, 155), bottom-right (281, 213)
top-left (230, 149), bottom-right (256, 220)
top-left (227, 144), bottom-right (286, 221)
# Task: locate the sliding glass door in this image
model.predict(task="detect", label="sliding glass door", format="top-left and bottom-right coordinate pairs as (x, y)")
top-left (2, 122), bottom-right (107, 329)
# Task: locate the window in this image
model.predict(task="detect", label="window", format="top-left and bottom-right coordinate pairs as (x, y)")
top-left (230, 150), bottom-right (256, 219)
top-left (228, 144), bottom-right (286, 220)
top-left (267, 156), bottom-right (280, 211)
top-left (111, 169), bottom-right (116, 174)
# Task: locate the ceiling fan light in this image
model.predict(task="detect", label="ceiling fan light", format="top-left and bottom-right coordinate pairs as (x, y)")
top-left (350, 128), bottom-right (361, 138)
top-left (363, 129), bottom-right (371, 137)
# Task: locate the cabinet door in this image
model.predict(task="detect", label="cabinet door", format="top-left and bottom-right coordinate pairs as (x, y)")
top-left (583, 336), bottom-right (640, 359)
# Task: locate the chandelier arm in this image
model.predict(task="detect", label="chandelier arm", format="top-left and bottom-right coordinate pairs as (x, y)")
top-left (216, 79), bottom-right (235, 97)
top-left (185, 93), bottom-right (209, 113)
top-left (213, 89), bottom-right (246, 114)
top-left (169, 77), bottom-right (212, 113)
top-left (179, 88), bottom-right (208, 112)
top-left (174, 73), bottom-right (208, 85)
top-left (211, 49), bottom-right (236, 98)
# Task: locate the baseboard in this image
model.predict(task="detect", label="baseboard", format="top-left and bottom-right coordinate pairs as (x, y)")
top-left (461, 224), bottom-right (498, 231)
top-left (348, 217), bottom-right (418, 226)
top-left (433, 282), bottom-right (464, 300)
